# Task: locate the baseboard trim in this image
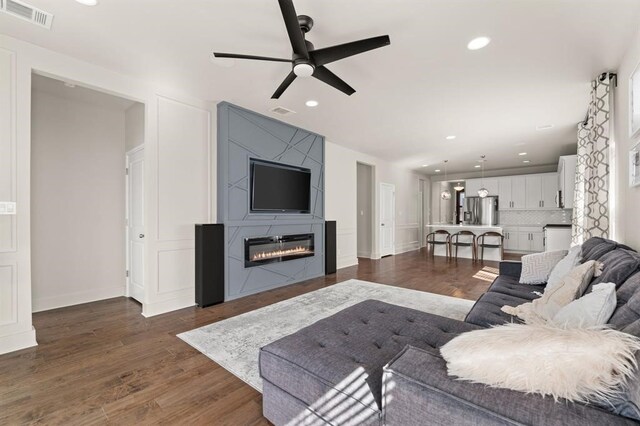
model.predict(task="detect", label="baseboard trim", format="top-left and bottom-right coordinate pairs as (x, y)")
top-left (337, 256), bottom-right (358, 269)
top-left (394, 242), bottom-right (420, 255)
top-left (0, 327), bottom-right (37, 355)
top-left (142, 293), bottom-right (195, 317)
top-left (32, 286), bottom-right (126, 313)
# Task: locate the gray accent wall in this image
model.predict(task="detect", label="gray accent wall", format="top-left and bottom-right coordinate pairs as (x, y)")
top-left (217, 102), bottom-right (325, 300)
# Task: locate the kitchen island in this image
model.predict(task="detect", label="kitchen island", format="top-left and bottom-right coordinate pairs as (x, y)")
top-left (426, 224), bottom-right (503, 261)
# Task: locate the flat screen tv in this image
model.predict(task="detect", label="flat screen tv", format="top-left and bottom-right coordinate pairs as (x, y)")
top-left (250, 159), bottom-right (312, 213)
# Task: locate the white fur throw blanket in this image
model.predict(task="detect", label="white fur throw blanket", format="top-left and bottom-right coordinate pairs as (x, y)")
top-left (440, 323), bottom-right (640, 403)
top-left (502, 260), bottom-right (603, 324)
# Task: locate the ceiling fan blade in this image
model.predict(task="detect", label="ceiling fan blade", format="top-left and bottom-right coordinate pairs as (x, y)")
top-left (310, 35), bottom-right (391, 66)
top-left (278, 0), bottom-right (309, 59)
top-left (312, 66), bottom-right (355, 96)
top-left (213, 52), bottom-right (292, 63)
top-left (271, 71), bottom-right (297, 99)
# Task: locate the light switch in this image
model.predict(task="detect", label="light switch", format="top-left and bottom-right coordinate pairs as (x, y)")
top-left (0, 202), bottom-right (16, 215)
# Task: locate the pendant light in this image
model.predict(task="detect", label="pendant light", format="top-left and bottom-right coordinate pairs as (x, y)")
top-left (440, 160), bottom-right (452, 200)
top-left (453, 182), bottom-right (465, 191)
top-left (478, 155), bottom-right (489, 198)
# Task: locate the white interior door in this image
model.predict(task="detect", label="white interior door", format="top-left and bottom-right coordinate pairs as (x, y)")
top-left (380, 183), bottom-right (395, 257)
top-left (126, 147), bottom-right (145, 303)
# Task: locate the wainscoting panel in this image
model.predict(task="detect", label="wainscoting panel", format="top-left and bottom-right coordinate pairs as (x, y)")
top-left (157, 96), bottom-right (210, 241)
top-left (337, 227), bottom-right (358, 268)
top-left (218, 103), bottom-right (325, 300)
top-left (0, 48), bottom-right (16, 253)
top-left (0, 264), bottom-right (17, 325)
top-left (395, 223), bottom-right (420, 254)
top-left (157, 248), bottom-right (196, 295)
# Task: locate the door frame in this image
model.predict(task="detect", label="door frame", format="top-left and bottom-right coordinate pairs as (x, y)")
top-left (356, 161), bottom-right (376, 258)
top-left (379, 182), bottom-right (396, 257)
top-left (125, 144), bottom-right (144, 300)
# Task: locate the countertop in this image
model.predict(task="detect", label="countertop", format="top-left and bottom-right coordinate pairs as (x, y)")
top-left (427, 224), bottom-right (502, 229)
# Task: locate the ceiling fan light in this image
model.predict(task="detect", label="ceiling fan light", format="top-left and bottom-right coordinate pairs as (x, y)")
top-left (293, 63), bottom-right (315, 77)
top-left (441, 190), bottom-right (452, 200)
top-left (478, 188), bottom-right (489, 198)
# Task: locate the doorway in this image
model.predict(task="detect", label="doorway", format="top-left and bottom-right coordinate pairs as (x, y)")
top-left (356, 162), bottom-right (374, 258)
top-left (379, 182), bottom-right (395, 257)
top-left (126, 146), bottom-right (145, 303)
top-left (30, 73), bottom-right (145, 312)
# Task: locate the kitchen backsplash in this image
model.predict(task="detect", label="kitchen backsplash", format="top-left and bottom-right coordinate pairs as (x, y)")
top-left (499, 209), bottom-right (573, 226)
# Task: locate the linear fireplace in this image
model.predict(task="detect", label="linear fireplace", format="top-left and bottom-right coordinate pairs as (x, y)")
top-left (244, 233), bottom-right (315, 268)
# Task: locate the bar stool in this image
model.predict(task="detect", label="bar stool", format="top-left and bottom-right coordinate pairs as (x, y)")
top-left (450, 231), bottom-right (477, 261)
top-left (425, 230), bottom-right (451, 258)
top-left (476, 231), bottom-right (504, 261)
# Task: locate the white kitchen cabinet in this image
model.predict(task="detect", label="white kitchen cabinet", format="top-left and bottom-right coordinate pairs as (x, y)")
top-left (524, 173), bottom-right (558, 210)
top-left (499, 176), bottom-right (526, 210)
top-left (525, 175), bottom-right (542, 209)
top-left (541, 174), bottom-right (558, 210)
top-left (532, 232), bottom-right (545, 252)
top-left (465, 178), bottom-right (498, 197)
top-left (557, 155), bottom-right (577, 209)
top-left (503, 227), bottom-right (545, 252)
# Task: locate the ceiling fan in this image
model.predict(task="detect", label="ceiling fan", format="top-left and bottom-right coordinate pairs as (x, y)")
top-left (213, 0), bottom-right (391, 99)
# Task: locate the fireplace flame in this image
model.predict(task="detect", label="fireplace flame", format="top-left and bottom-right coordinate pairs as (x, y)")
top-left (252, 246), bottom-right (312, 261)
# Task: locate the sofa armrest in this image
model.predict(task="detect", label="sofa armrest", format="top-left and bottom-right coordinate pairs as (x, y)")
top-left (499, 261), bottom-right (522, 278)
top-left (382, 345), bottom-right (634, 426)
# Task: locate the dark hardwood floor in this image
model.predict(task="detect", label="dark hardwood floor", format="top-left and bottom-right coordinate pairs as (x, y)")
top-left (0, 249), bottom-right (517, 425)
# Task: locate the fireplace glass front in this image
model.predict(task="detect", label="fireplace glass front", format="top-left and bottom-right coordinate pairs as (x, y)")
top-left (244, 233), bottom-right (315, 268)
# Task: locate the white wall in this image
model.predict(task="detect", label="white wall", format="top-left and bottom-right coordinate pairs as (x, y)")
top-left (0, 34), bottom-right (213, 354)
top-left (615, 27), bottom-right (640, 248)
top-left (125, 103), bottom-right (144, 152)
top-left (31, 90), bottom-right (126, 312)
top-left (326, 142), bottom-right (423, 268)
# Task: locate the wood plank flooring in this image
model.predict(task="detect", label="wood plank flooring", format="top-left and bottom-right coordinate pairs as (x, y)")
top-left (0, 249), bottom-right (515, 425)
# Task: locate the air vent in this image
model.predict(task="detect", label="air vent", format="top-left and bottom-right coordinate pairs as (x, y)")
top-left (270, 106), bottom-right (296, 116)
top-left (1, 0), bottom-right (53, 29)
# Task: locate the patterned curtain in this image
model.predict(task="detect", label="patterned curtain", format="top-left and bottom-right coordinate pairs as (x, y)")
top-left (572, 73), bottom-right (614, 245)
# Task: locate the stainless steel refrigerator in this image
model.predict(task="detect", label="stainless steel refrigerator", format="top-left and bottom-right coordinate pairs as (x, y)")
top-left (463, 196), bottom-right (499, 226)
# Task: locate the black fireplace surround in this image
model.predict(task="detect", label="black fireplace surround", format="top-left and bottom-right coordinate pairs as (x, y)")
top-left (244, 233), bottom-right (315, 268)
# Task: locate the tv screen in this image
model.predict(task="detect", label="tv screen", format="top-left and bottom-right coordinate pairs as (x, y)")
top-left (250, 159), bottom-right (312, 213)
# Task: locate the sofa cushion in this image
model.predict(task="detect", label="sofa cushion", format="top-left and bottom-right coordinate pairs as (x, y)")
top-left (610, 272), bottom-right (640, 337)
top-left (488, 275), bottom-right (545, 300)
top-left (259, 299), bottom-right (480, 417)
top-left (464, 291), bottom-right (533, 327)
top-left (582, 237), bottom-right (636, 262)
top-left (588, 249), bottom-right (640, 291)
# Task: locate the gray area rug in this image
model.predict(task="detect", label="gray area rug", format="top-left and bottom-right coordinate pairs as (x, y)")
top-left (178, 279), bottom-right (475, 392)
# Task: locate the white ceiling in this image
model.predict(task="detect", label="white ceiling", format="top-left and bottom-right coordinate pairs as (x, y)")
top-left (2, 0), bottom-right (640, 174)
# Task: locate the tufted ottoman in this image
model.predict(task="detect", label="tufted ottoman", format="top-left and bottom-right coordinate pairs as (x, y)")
top-left (259, 299), bottom-right (480, 425)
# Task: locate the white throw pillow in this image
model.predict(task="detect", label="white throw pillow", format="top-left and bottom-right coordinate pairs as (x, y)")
top-left (547, 245), bottom-right (583, 289)
top-left (440, 323), bottom-right (640, 403)
top-left (503, 260), bottom-right (603, 323)
top-left (519, 250), bottom-right (568, 284)
top-left (552, 283), bottom-right (616, 328)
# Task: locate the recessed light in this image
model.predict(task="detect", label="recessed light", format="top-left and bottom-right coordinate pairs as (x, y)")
top-left (305, 100), bottom-right (319, 107)
top-left (536, 124), bottom-right (554, 131)
top-left (64, 82), bottom-right (76, 88)
top-left (467, 36), bottom-right (491, 50)
top-left (435, 169), bottom-right (441, 172)
top-left (75, 0), bottom-right (98, 5)
top-left (523, 160), bottom-right (531, 164)
top-left (518, 152), bottom-right (527, 156)
top-left (446, 135), bottom-right (456, 140)
top-left (474, 165), bottom-right (481, 168)
top-left (421, 164), bottom-right (428, 167)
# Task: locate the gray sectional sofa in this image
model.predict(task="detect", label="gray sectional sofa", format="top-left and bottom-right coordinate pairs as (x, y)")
top-left (259, 237), bottom-right (640, 425)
